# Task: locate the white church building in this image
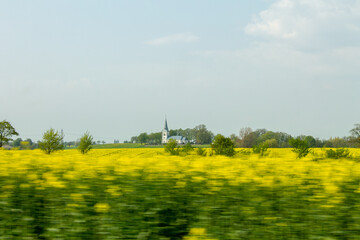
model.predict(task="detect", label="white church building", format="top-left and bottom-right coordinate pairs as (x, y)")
top-left (162, 118), bottom-right (188, 144)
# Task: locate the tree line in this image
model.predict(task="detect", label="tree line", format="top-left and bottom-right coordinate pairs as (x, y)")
top-left (0, 120), bottom-right (93, 154)
top-left (130, 124), bottom-right (360, 148)
top-left (231, 126), bottom-right (360, 148)
top-left (130, 124), bottom-right (215, 145)
top-left (1, 120), bottom-right (360, 151)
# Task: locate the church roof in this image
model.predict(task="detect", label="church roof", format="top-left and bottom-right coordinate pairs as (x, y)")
top-left (168, 136), bottom-right (187, 140)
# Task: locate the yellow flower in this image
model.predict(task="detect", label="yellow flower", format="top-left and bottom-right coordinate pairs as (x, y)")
top-left (70, 193), bottom-right (84, 202)
top-left (94, 203), bottom-right (110, 213)
top-left (189, 228), bottom-right (206, 235)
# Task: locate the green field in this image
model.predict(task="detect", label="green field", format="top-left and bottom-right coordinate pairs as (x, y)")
top-left (90, 143), bottom-right (211, 149)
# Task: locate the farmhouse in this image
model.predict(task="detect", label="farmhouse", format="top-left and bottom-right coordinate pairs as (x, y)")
top-left (161, 118), bottom-right (188, 144)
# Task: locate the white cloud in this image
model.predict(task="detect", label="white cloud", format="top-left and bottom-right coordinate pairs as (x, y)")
top-left (146, 32), bottom-right (199, 46)
top-left (245, 0), bottom-right (360, 49)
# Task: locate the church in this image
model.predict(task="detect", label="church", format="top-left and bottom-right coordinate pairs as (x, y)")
top-left (161, 118), bottom-right (188, 144)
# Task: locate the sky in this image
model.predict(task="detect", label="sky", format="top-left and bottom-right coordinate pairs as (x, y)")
top-left (1, 0), bottom-right (360, 142)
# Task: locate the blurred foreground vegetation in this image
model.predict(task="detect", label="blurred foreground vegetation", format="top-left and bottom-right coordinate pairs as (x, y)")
top-left (1, 148), bottom-right (360, 239)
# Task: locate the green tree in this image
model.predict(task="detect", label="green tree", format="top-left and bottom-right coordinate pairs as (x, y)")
top-left (78, 132), bottom-right (93, 154)
top-left (230, 134), bottom-right (240, 146)
top-left (12, 138), bottom-right (23, 147)
top-left (196, 147), bottom-right (206, 156)
top-left (130, 136), bottom-right (138, 143)
top-left (264, 138), bottom-right (278, 148)
top-left (304, 136), bottom-right (316, 147)
top-left (350, 124), bottom-right (360, 146)
top-left (238, 127), bottom-right (257, 148)
top-left (194, 124), bottom-right (214, 144)
top-left (148, 132), bottom-right (162, 145)
top-left (0, 120), bottom-right (19, 147)
top-left (325, 148), bottom-right (350, 159)
top-left (182, 142), bottom-right (193, 153)
top-left (138, 132), bottom-right (149, 144)
top-left (252, 142), bottom-right (269, 156)
top-left (211, 134), bottom-right (236, 157)
top-left (324, 137), bottom-right (348, 148)
top-left (289, 138), bottom-right (310, 159)
top-left (39, 128), bottom-right (64, 154)
top-left (164, 139), bottom-right (179, 155)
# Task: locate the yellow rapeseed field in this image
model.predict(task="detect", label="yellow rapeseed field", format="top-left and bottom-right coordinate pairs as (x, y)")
top-left (1, 148), bottom-right (360, 239)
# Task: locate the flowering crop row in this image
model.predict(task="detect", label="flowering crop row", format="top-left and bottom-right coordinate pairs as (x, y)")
top-left (1, 148), bottom-right (360, 239)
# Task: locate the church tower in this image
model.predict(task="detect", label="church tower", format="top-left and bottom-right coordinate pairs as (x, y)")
top-left (162, 118), bottom-right (169, 144)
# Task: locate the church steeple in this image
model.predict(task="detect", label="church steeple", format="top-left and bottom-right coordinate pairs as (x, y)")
top-left (164, 117), bottom-right (169, 131)
top-left (162, 117), bottom-right (169, 144)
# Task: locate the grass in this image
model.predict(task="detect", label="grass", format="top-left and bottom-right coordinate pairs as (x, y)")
top-left (88, 143), bottom-right (211, 149)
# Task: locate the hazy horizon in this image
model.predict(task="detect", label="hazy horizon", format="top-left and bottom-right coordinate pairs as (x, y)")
top-left (1, 0), bottom-right (359, 142)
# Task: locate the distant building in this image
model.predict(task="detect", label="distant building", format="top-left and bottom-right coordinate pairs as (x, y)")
top-left (2, 144), bottom-right (13, 150)
top-left (161, 118), bottom-right (188, 144)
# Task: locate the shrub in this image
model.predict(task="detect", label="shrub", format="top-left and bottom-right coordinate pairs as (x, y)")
top-left (196, 147), bottom-right (206, 156)
top-left (211, 134), bottom-right (236, 157)
top-left (182, 142), bottom-right (194, 153)
top-left (325, 148), bottom-right (350, 159)
top-left (39, 128), bottom-right (64, 154)
top-left (289, 138), bottom-right (310, 159)
top-left (238, 149), bottom-right (252, 156)
top-left (252, 142), bottom-right (269, 156)
top-left (78, 132), bottom-right (93, 154)
top-left (164, 139), bottom-right (180, 155)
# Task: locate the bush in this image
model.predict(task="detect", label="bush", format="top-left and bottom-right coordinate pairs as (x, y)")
top-left (289, 138), bottom-right (310, 159)
top-left (78, 132), bottom-right (93, 154)
top-left (325, 148), bottom-right (350, 159)
top-left (182, 142), bottom-right (194, 153)
top-left (252, 142), bottom-right (269, 156)
top-left (238, 149), bottom-right (252, 156)
top-left (164, 139), bottom-right (180, 155)
top-left (196, 147), bottom-right (206, 156)
top-left (211, 134), bottom-right (236, 157)
top-left (39, 128), bottom-right (64, 154)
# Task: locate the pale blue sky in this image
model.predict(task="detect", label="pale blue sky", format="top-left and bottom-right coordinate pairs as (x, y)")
top-left (1, 0), bottom-right (359, 142)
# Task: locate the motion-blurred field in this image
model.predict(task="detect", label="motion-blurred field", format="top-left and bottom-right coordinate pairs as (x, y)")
top-left (1, 148), bottom-right (360, 239)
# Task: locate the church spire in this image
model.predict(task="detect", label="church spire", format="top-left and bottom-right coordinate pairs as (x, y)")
top-left (164, 117), bottom-right (169, 131)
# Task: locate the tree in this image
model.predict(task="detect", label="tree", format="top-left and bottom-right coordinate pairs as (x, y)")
top-left (324, 137), bottom-right (348, 148)
top-left (182, 142), bottom-right (193, 153)
top-left (182, 128), bottom-right (196, 142)
top-left (194, 124), bottom-right (214, 144)
top-left (289, 138), bottom-right (310, 159)
top-left (229, 134), bottom-right (240, 145)
top-left (350, 124), bottom-right (360, 146)
top-left (264, 139), bottom-right (277, 148)
top-left (25, 138), bottom-right (33, 145)
top-left (39, 128), bottom-right (64, 154)
top-left (238, 127), bottom-right (257, 148)
top-left (138, 132), bottom-right (149, 144)
top-left (252, 142), bottom-right (269, 156)
top-left (325, 148), bottom-right (350, 159)
top-left (304, 136), bottom-right (316, 148)
top-left (148, 132), bottom-right (162, 145)
top-left (12, 138), bottom-right (23, 147)
top-left (0, 120), bottom-right (19, 147)
top-left (211, 134), bottom-right (236, 157)
top-left (130, 136), bottom-right (138, 143)
top-left (78, 132), bottom-right (93, 154)
top-left (164, 139), bottom-right (179, 155)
